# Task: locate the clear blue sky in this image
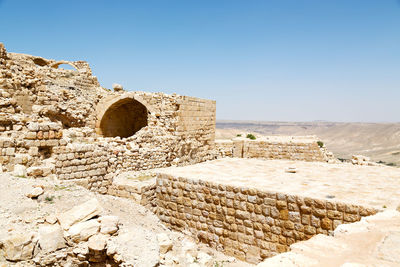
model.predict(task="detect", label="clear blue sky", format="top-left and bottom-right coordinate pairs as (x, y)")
top-left (1, 0), bottom-right (399, 122)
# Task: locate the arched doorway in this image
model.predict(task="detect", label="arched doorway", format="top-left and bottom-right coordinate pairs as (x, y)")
top-left (99, 98), bottom-right (148, 138)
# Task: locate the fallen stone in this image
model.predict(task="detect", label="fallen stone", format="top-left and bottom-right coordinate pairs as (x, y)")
top-left (26, 166), bottom-right (44, 177)
top-left (26, 187), bottom-right (44, 198)
top-left (13, 164), bottom-right (26, 177)
top-left (45, 215), bottom-right (58, 224)
top-left (38, 224), bottom-right (66, 253)
top-left (112, 83), bottom-right (124, 92)
top-left (88, 234), bottom-right (107, 251)
top-left (67, 219), bottom-right (100, 242)
top-left (157, 233), bottom-right (173, 254)
top-left (99, 215), bottom-right (119, 235)
top-left (57, 198), bottom-right (103, 230)
top-left (1, 232), bottom-right (37, 261)
top-left (88, 234), bottom-right (108, 262)
top-left (73, 242), bottom-right (89, 260)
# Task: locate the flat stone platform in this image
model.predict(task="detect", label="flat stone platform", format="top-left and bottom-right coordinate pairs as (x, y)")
top-left (157, 158), bottom-right (400, 210)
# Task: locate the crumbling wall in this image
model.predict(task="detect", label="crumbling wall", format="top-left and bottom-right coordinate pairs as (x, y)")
top-left (155, 173), bottom-right (377, 264)
top-left (0, 46), bottom-right (101, 129)
top-left (0, 43), bottom-right (218, 181)
top-left (216, 137), bottom-right (332, 162)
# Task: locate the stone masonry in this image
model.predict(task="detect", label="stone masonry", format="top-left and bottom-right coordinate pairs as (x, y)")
top-left (0, 43), bottom-right (217, 193)
top-left (155, 173), bottom-right (377, 264)
top-left (216, 136), bottom-right (334, 162)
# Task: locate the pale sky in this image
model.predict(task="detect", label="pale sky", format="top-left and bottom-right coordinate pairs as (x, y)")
top-left (1, 0), bottom-right (399, 122)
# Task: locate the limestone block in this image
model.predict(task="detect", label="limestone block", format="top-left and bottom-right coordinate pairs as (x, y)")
top-left (5, 147), bottom-right (15, 156)
top-left (26, 187), bottom-right (44, 198)
top-left (45, 215), bottom-right (58, 224)
top-left (26, 166), bottom-right (44, 177)
top-left (27, 122), bottom-right (39, 131)
top-left (38, 224), bottom-right (66, 253)
top-left (157, 233), bottom-right (173, 254)
top-left (57, 198), bottom-right (103, 230)
top-left (68, 219), bottom-right (100, 242)
top-left (99, 216), bottom-right (119, 235)
top-left (25, 132), bottom-right (37, 140)
top-left (87, 234), bottom-right (107, 262)
top-left (13, 164), bottom-right (26, 177)
top-left (1, 232), bottom-right (37, 261)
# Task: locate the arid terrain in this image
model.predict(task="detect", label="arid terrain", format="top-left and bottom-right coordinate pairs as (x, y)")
top-left (2, 44), bottom-right (400, 267)
top-left (216, 121), bottom-right (400, 167)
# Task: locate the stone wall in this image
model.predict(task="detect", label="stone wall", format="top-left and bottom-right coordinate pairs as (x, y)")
top-left (0, 43), bottom-right (218, 180)
top-left (54, 143), bottom-right (111, 193)
top-left (216, 137), bottom-right (330, 162)
top-left (155, 173), bottom-right (377, 264)
top-left (215, 140), bottom-right (234, 158)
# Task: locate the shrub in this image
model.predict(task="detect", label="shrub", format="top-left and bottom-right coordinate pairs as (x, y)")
top-left (45, 195), bottom-right (55, 203)
top-left (317, 141), bottom-right (324, 148)
top-left (246, 133), bottom-right (256, 140)
top-left (236, 134), bottom-right (242, 137)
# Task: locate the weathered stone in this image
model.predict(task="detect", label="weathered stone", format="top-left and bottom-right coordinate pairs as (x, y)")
top-left (13, 164), bottom-right (26, 177)
top-left (112, 83), bottom-right (124, 92)
top-left (45, 215), bottom-right (58, 224)
top-left (26, 166), bottom-right (44, 177)
top-left (67, 219), bottom-right (100, 242)
top-left (26, 187), bottom-right (44, 198)
top-left (1, 232), bottom-right (37, 261)
top-left (38, 224), bottom-right (66, 253)
top-left (57, 198), bottom-right (103, 230)
top-left (99, 215), bottom-right (119, 235)
top-left (157, 233), bottom-right (173, 254)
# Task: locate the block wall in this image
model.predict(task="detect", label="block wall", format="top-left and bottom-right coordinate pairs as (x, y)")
top-left (215, 140), bottom-right (234, 158)
top-left (155, 174), bottom-right (377, 264)
top-left (54, 143), bottom-right (111, 193)
top-left (175, 96), bottom-right (216, 163)
top-left (216, 139), bottom-right (328, 162)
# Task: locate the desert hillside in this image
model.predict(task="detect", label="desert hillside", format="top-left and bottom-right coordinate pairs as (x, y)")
top-left (216, 121), bottom-right (400, 167)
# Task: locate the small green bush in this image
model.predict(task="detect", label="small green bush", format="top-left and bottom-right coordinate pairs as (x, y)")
top-left (246, 133), bottom-right (256, 140)
top-left (317, 141), bottom-right (324, 148)
top-left (45, 195), bottom-right (55, 204)
top-left (236, 134), bottom-right (242, 137)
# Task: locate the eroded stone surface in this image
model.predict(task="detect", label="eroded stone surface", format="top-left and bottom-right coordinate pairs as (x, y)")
top-left (57, 198), bottom-right (103, 230)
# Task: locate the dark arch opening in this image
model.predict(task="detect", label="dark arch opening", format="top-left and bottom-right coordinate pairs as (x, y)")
top-left (33, 57), bottom-right (48, 66)
top-left (100, 98), bottom-right (148, 138)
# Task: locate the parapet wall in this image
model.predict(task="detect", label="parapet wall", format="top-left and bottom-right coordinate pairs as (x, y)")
top-left (155, 173), bottom-right (377, 264)
top-left (216, 137), bottom-right (331, 162)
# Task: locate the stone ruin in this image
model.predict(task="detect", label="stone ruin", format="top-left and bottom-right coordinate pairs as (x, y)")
top-left (0, 42), bottom-right (217, 185)
top-left (0, 42), bottom-right (333, 193)
top-left (1, 43), bottom-right (399, 267)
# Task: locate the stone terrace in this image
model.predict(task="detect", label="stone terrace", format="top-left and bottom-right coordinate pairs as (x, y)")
top-left (153, 158), bottom-right (400, 263)
top-left (157, 158), bottom-right (400, 210)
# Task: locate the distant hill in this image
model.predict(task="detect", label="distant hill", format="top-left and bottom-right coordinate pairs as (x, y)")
top-left (216, 120), bottom-right (400, 167)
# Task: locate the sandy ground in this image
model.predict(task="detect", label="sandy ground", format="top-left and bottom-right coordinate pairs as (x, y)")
top-left (156, 158), bottom-right (400, 210)
top-left (0, 172), bottom-right (251, 267)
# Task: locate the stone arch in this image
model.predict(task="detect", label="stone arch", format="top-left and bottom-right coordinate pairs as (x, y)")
top-left (97, 96), bottom-right (149, 138)
top-left (50, 61), bottom-right (79, 71)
